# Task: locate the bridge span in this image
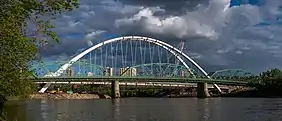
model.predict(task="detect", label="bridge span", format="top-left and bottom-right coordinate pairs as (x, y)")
top-left (32, 76), bottom-right (248, 86)
top-left (33, 36), bottom-right (251, 98)
top-left (34, 81), bottom-right (231, 90)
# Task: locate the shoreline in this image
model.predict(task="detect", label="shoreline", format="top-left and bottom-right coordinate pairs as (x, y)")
top-left (29, 90), bottom-right (282, 99)
top-left (29, 93), bottom-right (111, 100)
top-left (221, 89), bottom-right (282, 98)
top-left (6, 88), bottom-right (282, 101)
top-left (5, 93), bottom-right (282, 101)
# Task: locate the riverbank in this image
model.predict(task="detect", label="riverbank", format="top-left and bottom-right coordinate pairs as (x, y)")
top-left (28, 87), bottom-right (228, 99)
top-left (6, 90), bottom-right (282, 100)
top-left (29, 93), bottom-right (111, 100)
top-left (221, 88), bottom-right (282, 98)
top-left (4, 86), bottom-right (275, 100)
top-left (28, 90), bottom-right (282, 99)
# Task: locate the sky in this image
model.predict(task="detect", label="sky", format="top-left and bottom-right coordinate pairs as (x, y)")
top-left (39, 0), bottom-right (282, 73)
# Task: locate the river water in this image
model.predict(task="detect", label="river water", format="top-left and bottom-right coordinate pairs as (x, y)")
top-left (3, 98), bottom-right (282, 121)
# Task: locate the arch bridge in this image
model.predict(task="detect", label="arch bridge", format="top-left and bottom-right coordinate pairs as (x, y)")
top-left (33, 36), bottom-right (249, 97)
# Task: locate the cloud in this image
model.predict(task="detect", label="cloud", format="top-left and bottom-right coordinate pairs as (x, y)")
top-left (39, 0), bottom-right (282, 73)
top-left (117, 0), bottom-right (210, 14)
top-left (115, 7), bottom-right (218, 40)
top-left (114, 0), bottom-right (262, 42)
top-left (85, 30), bottom-right (106, 46)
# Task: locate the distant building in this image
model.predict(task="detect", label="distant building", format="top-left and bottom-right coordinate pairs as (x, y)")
top-left (104, 67), bottom-right (114, 76)
top-left (118, 67), bottom-right (137, 76)
top-left (180, 70), bottom-right (189, 77)
top-left (87, 72), bottom-right (93, 77)
top-left (66, 68), bottom-right (75, 77)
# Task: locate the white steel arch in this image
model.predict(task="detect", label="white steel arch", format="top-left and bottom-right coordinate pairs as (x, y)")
top-left (46, 36), bottom-right (201, 77)
top-left (40, 36), bottom-right (221, 92)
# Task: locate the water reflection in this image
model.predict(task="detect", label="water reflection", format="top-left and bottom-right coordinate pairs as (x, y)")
top-left (112, 99), bottom-right (120, 121)
top-left (4, 101), bottom-right (33, 121)
top-left (194, 98), bottom-right (224, 121)
top-left (40, 100), bottom-right (48, 120)
top-left (202, 98), bottom-right (210, 121)
top-left (3, 98), bottom-right (282, 121)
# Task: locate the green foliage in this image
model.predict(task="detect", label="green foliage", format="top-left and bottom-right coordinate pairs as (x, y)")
top-left (0, 0), bottom-right (79, 98)
top-left (247, 68), bottom-right (282, 91)
top-left (260, 68), bottom-right (282, 84)
top-left (259, 68), bottom-right (282, 90)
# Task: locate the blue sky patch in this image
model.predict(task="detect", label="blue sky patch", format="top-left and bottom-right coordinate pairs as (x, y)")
top-left (230, 0), bottom-right (264, 7)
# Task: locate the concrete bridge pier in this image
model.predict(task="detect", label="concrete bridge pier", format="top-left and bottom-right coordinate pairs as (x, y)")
top-left (111, 80), bottom-right (120, 98)
top-left (197, 82), bottom-right (210, 98)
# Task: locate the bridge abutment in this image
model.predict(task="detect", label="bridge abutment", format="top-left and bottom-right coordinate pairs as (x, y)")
top-left (197, 82), bottom-right (210, 98)
top-left (111, 80), bottom-right (120, 98)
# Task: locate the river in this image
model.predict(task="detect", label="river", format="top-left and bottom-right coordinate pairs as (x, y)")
top-left (3, 98), bottom-right (282, 121)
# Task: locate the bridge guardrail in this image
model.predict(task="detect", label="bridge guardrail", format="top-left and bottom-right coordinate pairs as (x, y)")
top-left (30, 76), bottom-right (248, 86)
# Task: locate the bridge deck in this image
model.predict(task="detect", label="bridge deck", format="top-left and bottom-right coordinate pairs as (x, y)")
top-left (34, 81), bottom-right (231, 89)
top-left (31, 76), bottom-right (248, 86)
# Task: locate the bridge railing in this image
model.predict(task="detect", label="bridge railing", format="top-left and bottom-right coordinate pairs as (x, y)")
top-left (30, 76), bottom-right (248, 86)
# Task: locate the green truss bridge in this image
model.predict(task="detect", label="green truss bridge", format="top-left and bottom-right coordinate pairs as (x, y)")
top-left (31, 76), bottom-right (248, 86)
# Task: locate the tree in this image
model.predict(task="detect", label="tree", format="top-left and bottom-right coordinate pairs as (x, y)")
top-left (260, 68), bottom-right (282, 90)
top-left (0, 0), bottom-right (79, 98)
top-left (247, 68), bottom-right (282, 91)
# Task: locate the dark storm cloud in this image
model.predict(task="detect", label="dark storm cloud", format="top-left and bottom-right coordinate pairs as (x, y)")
top-left (220, 48), bottom-right (282, 74)
top-left (116, 0), bottom-right (209, 14)
top-left (39, 37), bottom-right (86, 57)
